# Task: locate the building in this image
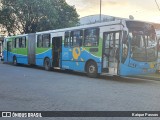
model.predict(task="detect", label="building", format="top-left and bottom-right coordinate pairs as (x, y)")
top-left (79, 14), bottom-right (125, 25)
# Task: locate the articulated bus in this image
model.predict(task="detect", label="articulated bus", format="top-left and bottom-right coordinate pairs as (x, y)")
top-left (2, 20), bottom-right (158, 77)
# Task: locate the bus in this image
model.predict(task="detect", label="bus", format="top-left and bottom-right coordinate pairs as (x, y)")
top-left (2, 20), bottom-right (158, 77)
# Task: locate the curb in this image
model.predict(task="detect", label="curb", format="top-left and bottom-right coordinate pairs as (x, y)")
top-left (127, 74), bottom-right (160, 81)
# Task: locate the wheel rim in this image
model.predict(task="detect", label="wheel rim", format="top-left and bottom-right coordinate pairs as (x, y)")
top-left (88, 65), bottom-right (96, 74)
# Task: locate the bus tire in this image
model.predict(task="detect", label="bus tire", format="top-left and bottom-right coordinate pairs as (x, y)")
top-left (13, 56), bottom-right (17, 66)
top-left (86, 61), bottom-right (98, 78)
top-left (44, 58), bottom-right (51, 71)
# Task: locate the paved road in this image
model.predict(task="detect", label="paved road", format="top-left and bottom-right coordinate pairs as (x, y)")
top-left (0, 62), bottom-right (160, 120)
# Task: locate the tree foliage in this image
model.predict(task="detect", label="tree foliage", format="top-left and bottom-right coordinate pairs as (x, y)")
top-left (0, 0), bottom-right (79, 35)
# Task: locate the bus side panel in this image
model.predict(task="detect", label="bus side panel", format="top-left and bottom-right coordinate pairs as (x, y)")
top-left (62, 60), bottom-right (102, 73)
top-left (119, 62), bottom-right (156, 76)
top-left (35, 48), bottom-right (52, 67)
top-left (16, 54), bottom-right (28, 65)
top-left (11, 51), bottom-right (28, 65)
top-left (61, 46), bottom-right (102, 73)
top-left (7, 51), bottom-right (13, 62)
top-left (11, 37), bottom-right (28, 65)
top-left (14, 43), bottom-right (28, 64)
top-left (3, 50), bottom-right (13, 62)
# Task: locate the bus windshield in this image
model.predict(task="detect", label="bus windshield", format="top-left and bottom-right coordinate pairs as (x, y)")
top-left (126, 21), bottom-right (157, 62)
top-left (129, 30), bottom-right (157, 62)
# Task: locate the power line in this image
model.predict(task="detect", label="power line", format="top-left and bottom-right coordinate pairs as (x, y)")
top-left (155, 0), bottom-right (160, 11)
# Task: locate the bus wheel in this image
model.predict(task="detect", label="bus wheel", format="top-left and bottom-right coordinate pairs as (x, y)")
top-left (86, 61), bottom-right (98, 78)
top-left (44, 58), bottom-right (51, 71)
top-left (13, 57), bottom-right (17, 66)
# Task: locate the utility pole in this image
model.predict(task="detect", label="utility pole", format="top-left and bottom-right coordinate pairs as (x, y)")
top-left (155, 0), bottom-right (160, 11)
top-left (100, 0), bottom-right (102, 22)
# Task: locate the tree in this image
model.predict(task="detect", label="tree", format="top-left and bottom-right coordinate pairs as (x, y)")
top-left (0, 0), bottom-right (79, 35)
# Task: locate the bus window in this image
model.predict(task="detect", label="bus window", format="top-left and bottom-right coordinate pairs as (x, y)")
top-left (115, 32), bottom-right (120, 48)
top-left (37, 34), bottom-right (50, 48)
top-left (71, 30), bottom-right (83, 47)
top-left (12, 38), bottom-right (15, 48)
top-left (130, 30), bottom-right (157, 62)
top-left (42, 34), bottom-right (50, 48)
top-left (7, 41), bottom-right (12, 51)
top-left (19, 37), bottom-right (26, 48)
top-left (37, 35), bottom-right (43, 48)
top-left (84, 28), bottom-right (99, 46)
top-left (64, 32), bottom-right (70, 47)
top-left (19, 38), bottom-right (22, 48)
top-left (21, 37), bottom-right (26, 48)
top-left (70, 34), bottom-right (73, 46)
top-left (15, 38), bottom-right (19, 48)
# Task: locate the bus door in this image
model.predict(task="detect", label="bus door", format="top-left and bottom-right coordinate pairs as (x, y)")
top-left (103, 32), bottom-right (120, 75)
top-left (52, 37), bottom-right (62, 68)
top-left (7, 41), bottom-right (12, 62)
top-left (28, 33), bottom-right (36, 65)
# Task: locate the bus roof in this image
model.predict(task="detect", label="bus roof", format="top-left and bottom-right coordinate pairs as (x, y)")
top-left (5, 34), bottom-right (28, 39)
top-left (36, 19), bottom-right (124, 35)
top-left (36, 19), bottom-right (155, 35)
top-left (5, 19), bottom-right (156, 38)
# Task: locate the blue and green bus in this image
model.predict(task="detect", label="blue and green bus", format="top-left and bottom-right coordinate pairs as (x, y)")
top-left (2, 20), bottom-right (158, 77)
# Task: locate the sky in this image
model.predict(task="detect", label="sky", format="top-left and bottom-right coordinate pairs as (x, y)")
top-left (66, 0), bottom-right (160, 23)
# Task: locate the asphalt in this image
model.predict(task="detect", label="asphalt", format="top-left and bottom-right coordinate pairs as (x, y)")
top-left (1, 61), bottom-right (160, 120)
